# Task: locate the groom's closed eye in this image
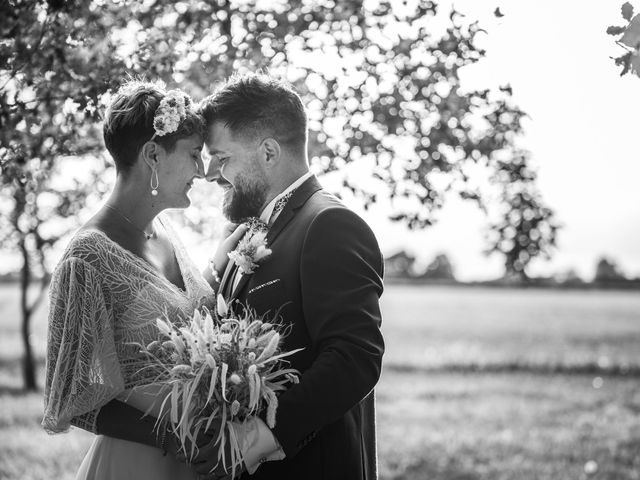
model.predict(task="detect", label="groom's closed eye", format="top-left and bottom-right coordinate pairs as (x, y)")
top-left (216, 156), bottom-right (231, 175)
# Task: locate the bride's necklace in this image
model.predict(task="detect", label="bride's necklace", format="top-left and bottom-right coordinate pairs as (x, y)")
top-left (104, 204), bottom-right (154, 240)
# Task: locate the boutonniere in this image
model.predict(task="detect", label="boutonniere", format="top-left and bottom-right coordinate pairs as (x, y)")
top-left (227, 218), bottom-right (272, 275)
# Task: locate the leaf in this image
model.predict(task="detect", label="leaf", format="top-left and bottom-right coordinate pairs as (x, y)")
top-left (620, 14), bottom-right (640, 48)
top-left (499, 84), bottom-right (513, 96)
top-left (266, 390), bottom-right (278, 428)
top-left (190, 421), bottom-right (204, 461)
top-left (622, 2), bottom-right (634, 21)
top-left (255, 332), bottom-right (280, 364)
top-left (494, 7), bottom-right (504, 18)
top-left (615, 51), bottom-right (633, 75)
top-left (607, 25), bottom-right (627, 36)
top-left (215, 402), bottom-right (226, 447)
top-left (216, 294), bottom-right (228, 317)
top-left (259, 347), bottom-right (305, 365)
top-left (204, 312), bottom-right (215, 343)
top-left (156, 317), bottom-right (172, 337)
top-left (157, 393), bottom-right (172, 427)
top-left (227, 420), bottom-right (242, 479)
top-left (182, 367), bottom-right (204, 425)
top-left (207, 365), bottom-right (219, 404)
top-left (221, 362), bottom-right (229, 401)
top-left (631, 51), bottom-right (640, 74)
top-left (170, 383), bottom-right (179, 424)
top-left (218, 424), bottom-right (227, 471)
top-left (248, 371), bottom-right (257, 411)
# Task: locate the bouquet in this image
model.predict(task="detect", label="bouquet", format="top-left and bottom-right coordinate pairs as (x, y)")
top-left (138, 295), bottom-right (301, 477)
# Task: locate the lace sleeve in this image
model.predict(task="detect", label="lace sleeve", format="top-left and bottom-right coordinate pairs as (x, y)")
top-left (42, 257), bottom-right (125, 434)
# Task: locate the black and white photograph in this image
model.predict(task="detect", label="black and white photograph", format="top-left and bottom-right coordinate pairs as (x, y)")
top-left (1, 1), bottom-right (639, 479)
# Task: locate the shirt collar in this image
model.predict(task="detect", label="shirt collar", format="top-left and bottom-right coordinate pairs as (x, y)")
top-left (260, 171), bottom-right (313, 224)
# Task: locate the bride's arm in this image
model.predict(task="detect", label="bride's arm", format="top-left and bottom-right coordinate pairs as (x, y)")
top-left (95, 399), bottom-right (177, 452)
top-left (204, 223), bottom-right (247, 289)
top-left (92, 384), bottom-right (174, 451)
top-left (97, 395), bottom-right (235, 477)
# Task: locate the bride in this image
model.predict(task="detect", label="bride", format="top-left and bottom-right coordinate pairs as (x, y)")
top-left (42, 80), bottom-right (244, 479)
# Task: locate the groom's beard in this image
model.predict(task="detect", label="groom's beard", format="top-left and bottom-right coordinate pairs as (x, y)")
top-left (223, 176), bottom-right (268, 223)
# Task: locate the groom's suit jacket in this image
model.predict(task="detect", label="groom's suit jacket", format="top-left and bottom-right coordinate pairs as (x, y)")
top-left (221, 176), bottom-right (385, 480)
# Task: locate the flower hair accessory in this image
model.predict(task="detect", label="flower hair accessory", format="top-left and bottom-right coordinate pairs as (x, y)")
top-left (153, 90), bottom-right (189, 137)
top-left (228, 218), bottom-right (272, 275)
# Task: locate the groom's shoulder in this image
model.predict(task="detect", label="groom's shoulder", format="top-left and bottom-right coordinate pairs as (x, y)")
top-left (303, 189), bottom-right (377, 240)
top-left (306, 188), bottom-right (345, 211)
top-left (303, 188), bottom-right (353, 223)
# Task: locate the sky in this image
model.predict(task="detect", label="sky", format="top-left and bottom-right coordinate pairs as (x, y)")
top-left (350, 0), bottom-right (640, 281)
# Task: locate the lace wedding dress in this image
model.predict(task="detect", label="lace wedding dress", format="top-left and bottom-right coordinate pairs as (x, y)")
top-left (42, 215), bottom-right (213, 480)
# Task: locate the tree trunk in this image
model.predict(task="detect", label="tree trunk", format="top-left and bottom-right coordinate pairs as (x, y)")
top-left (20, 241), bottom-right (37, 392)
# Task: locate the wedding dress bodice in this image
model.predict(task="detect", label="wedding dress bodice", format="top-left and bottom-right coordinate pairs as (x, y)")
top-left (43, 215), bottom-right (213, 434)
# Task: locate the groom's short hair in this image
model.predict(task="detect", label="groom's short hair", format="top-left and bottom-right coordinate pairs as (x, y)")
top-left (199, 72), bottom-right (307, 152)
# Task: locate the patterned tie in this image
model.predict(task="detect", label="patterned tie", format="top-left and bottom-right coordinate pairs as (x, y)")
top-left (268, 190), bottom-right (296, 225)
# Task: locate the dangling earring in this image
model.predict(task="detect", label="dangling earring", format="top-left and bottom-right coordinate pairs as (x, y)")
top-left (150, 167), bottom-right (159, 196)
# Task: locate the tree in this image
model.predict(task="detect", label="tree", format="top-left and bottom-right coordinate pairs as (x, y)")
top-left (384, 250), bottom-right (417, 278)
top-left (1, 0), bottom-right (138, 390)
top-left (555, 268), bottom-right (584, 285)
top-left (594, 257), bottom-right (627, 282)
top-left (485, 150), bottom-right (559, 281)
top-left (421, 253), bottom-right (455, 281)
top-left (2, 0), bottom-right (558, 387)
top-left (607, 2), bottom-right (640, 76)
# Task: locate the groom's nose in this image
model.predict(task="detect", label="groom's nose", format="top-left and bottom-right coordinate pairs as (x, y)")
top-left (205, 157), bottom-right (221, 183)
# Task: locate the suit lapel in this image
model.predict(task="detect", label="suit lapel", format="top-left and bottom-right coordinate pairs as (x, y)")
top-left (230, 176), bottom-right (323, 303)
top-left (266, 176), bottom-right (323, 245)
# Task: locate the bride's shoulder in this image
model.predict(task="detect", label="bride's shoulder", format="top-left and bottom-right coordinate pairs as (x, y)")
top-left (59, 227), bottom-right (121, 266)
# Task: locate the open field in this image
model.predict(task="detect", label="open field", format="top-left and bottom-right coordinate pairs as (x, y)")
top-left (1, 284), bottom-right (639, 479)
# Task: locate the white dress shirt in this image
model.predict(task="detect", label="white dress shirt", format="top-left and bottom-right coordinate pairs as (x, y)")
top-left (230, 171), bottom-right (313, 474)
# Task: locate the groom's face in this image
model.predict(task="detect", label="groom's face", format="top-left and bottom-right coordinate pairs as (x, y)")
top-left (204, 121), bottom-right (269, 223)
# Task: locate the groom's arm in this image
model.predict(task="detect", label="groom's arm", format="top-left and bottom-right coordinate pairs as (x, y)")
top-left (271, 206), bottom-right (385, 458)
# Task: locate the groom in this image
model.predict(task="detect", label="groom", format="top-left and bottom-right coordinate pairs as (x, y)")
top-left (200, 72), bottom-right (385, 480)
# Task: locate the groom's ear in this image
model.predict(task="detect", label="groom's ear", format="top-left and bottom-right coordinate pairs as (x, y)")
top-left (259, 138), bottom-right (281, 167)
top-left (141, 141), bottom-right (161, 169)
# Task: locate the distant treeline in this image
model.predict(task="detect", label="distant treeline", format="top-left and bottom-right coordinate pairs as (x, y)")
top-left (0, 272), bottom-right (19, 284)
top-left (384, 251), bottom-right (640, 289)
top-left (2, 254), bottom-right (637, 289)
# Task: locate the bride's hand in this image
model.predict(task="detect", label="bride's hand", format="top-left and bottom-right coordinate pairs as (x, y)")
top-left (206, 223), bottom-right (248, 286)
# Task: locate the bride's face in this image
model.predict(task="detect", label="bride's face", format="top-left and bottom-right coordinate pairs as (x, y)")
top-left (156, 134), bottom-right (205, 209)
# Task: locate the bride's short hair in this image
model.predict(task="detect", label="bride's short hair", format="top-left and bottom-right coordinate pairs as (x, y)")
top-left (103, 79), bottom-right (204, 173)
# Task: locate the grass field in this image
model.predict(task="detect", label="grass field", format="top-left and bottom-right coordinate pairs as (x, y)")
top-left (1, 284), bottom-right (639, 480)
